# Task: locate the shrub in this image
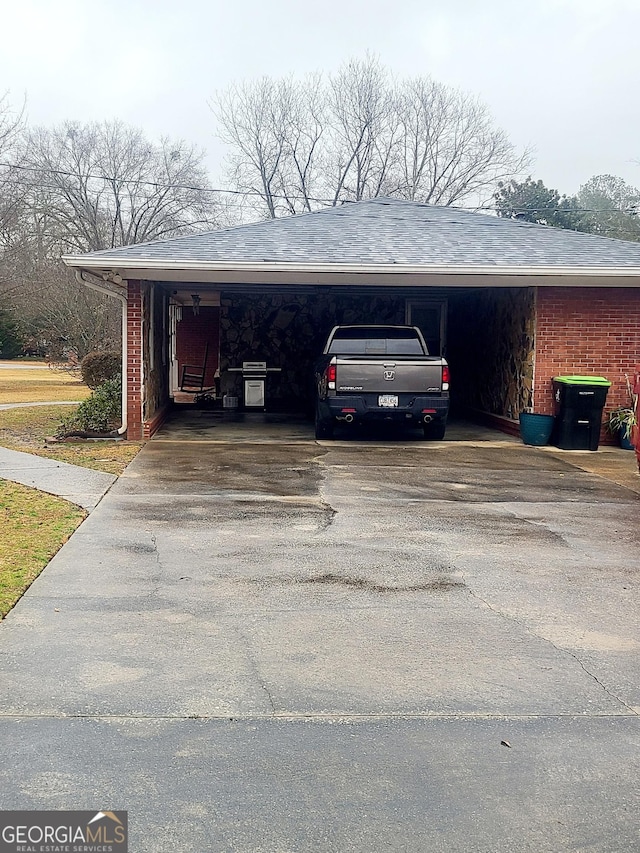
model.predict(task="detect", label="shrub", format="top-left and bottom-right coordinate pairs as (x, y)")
top-left (58, 376), bottom-right (122, 435)
top-left (0, 309), bottom-right (24, 359)
top-left (80, 350), bottom-right (121, 389)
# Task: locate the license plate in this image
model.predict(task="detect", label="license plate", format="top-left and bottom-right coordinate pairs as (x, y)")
top-left (378, 394), bottom-right (399, 407)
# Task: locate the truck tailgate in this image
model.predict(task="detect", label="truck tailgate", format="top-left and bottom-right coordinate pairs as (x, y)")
top-left (335, 357), bottom-right (443, 394)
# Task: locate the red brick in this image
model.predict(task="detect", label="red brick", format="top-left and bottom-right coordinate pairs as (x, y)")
top-left (534, 287), bottom-right (640, 443)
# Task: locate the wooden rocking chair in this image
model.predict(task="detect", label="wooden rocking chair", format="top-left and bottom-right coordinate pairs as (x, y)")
top-left (180, 343), bottom-right (210, 392)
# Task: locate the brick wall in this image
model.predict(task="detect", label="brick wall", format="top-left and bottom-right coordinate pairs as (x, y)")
top-left (127, 280), bottom-right (143, 441)
top-left (534, 287), bottom-right (640, 439)
top-left (176, 307), bottom-right (220, 390)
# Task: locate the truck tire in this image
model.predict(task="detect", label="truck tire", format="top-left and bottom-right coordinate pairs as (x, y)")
top-left (315, 408), bottom-right (334, 440)
top-left (422, 421), bottom-right (446, 440)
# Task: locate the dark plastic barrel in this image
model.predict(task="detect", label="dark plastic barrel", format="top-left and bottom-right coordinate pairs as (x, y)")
top-left (519, 412), bottom-right (555, 446)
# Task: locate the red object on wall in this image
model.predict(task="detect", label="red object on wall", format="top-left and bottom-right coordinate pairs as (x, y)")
top-left (533, 287), bottom-right (640, 444)
top-left (175, 307), bottom-right (221, 391)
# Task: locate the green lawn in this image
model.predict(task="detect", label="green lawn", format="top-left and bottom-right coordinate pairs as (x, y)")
top-left (0, 480), bottom-right (85, 618)
top-left (0, 405), bottom-right (142, 475)
top-left (0, 371), bottom-right (142, 619)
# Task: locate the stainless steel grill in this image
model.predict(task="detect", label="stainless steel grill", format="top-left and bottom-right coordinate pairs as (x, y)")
top-left (228, 361), bottom-right (282, 409)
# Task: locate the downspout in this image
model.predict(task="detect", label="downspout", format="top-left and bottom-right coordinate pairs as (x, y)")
top-left (74, 270), bottom-right (128, 436)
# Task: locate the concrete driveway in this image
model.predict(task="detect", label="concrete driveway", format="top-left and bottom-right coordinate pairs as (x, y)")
top-left (0, 415), bottom-right (639, 852)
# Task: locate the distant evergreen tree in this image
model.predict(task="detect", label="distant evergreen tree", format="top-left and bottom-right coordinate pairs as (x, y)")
top-left (494, 177), bottom-right (582, 229)
top-left (0, 308), bottom-right (24, 358)
top-left (495, 175), bottom-right (640, 242)
top-left (576, 175), bottom-right (640, 241)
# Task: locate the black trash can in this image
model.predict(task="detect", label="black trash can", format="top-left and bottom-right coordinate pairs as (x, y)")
top-left (551, 375), bottom-right (612, 451)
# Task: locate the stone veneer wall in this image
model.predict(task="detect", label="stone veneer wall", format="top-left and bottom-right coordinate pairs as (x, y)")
top-left (447, 288), bottom-right (536, 418)
top-left (219, 292), bottom-right (405, 410)
top-left (141, 282), bottom-right (170, 433)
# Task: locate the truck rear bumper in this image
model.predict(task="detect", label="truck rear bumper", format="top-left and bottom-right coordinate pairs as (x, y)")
top-left (321, 394), bottom-right (449, 423)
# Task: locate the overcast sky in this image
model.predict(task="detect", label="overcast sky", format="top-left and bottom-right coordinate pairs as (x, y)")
top-left (1, 0), bottom-right (639, 201)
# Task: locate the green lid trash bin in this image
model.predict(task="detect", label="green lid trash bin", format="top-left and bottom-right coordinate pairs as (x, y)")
top-left (552, 376), bottom-right (612, 451)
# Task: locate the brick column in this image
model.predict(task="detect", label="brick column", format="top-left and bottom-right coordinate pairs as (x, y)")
top-left (127, 280), bottom-right (143, 440)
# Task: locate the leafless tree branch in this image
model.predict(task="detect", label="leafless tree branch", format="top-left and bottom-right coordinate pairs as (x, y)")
top-left (212, 56), bottom-right (529, 218)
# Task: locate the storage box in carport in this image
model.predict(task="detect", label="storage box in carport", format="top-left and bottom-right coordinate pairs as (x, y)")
top-left (551, 375), bottom-right (611, 451)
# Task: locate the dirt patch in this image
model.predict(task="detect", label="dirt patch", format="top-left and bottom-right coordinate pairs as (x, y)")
top-left (300, 573), bottom-right (465, 593)
top-left (244, 572), bottom-right (465, 593)
top-left (122, 543), bottom-right (158, 554)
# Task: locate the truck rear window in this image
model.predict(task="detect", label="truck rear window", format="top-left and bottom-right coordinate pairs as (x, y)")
top-left (327, 328), bottom-right (426, 355)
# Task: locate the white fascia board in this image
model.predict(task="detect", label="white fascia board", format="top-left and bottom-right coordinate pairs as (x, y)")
top-left (62, 255), bottom-right (640, 278)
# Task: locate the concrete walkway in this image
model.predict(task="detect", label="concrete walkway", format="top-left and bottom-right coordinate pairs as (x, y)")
top-left (0, 400), bottom-right (79, 410)
top-left (0, 446), bottom-right (116, 510)
top-left (0, 361), bottom-right (49, 369)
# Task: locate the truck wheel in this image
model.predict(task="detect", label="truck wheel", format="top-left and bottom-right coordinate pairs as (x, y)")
top-left (315, 410), bottom-right (334, 440)
top-left (423, 421), bottom-right (446, 440)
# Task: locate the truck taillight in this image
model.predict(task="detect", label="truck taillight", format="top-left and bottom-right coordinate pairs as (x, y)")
top-left (326, 363), bottom-right (337, 390)
top-left (442, 365), bottom-right (450, 390)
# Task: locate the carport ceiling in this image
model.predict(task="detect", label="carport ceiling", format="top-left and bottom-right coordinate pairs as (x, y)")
top-left (62, 197), bottom-right (640, 288)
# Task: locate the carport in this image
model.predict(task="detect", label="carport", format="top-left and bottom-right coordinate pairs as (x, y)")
top-left (62, 197), bottom-right (640, 440)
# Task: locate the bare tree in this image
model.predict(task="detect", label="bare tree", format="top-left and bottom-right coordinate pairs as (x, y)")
top-left (326, 56), bottom-right (400, 204)
top-left (212, 56), bottom-right (529, 218)
top-left (0, 92), bottom-right (23, 151)
top-left (1, 119), bottom-right (219, 357)
top-left (215, 76), bottom-right (326, 218)
top-left (0, 92), bottom-right (27, 263)
top-left (278, 74), bottom-right (325, 214)
top-left (1, 199), bottom-right (122, 358)
top-left (19, 120), bottom-right (218, 252)
top-left (11, 268), bottom-right (120, 359)
top-left (392, 78), bottom-right (528, 204)
top-left (0, 92), bottom-right (29, 355)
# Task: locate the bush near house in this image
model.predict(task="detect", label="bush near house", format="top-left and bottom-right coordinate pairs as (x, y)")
top-left (58, 351), bottom-right (122, 436)
top-left (58, 376), bottom-right (122, 435)
top-left (80, 350), bottom-right (121, 389)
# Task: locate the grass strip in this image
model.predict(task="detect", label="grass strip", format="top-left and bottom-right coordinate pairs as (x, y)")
top-left (0, 405), bottom-right (142, 475)
top-left (0, 479), bottom-right (85, 619)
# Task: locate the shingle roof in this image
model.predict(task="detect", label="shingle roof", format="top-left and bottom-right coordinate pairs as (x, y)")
top-left (64, 197), bottom-right (640, 271)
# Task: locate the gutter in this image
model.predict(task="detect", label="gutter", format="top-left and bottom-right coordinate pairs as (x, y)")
top-left (74, 270), bottom-right (128, 436)
top-left (63, 257), bottom-right (640, 278)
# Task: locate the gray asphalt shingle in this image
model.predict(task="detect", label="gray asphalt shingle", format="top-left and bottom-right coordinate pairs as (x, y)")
top-left (65, 197), bottom-right (640, 269)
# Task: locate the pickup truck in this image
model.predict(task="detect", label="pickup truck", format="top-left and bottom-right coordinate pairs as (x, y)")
top-left (313, 325), bottom-right (450, 439)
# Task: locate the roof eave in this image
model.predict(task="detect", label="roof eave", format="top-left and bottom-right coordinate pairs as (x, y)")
top-left (62, 255), bottom-right (640, 279)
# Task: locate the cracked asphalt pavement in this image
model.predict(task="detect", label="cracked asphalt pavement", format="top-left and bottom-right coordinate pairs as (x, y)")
top-left (0, 417), bottom-right (639, 852)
